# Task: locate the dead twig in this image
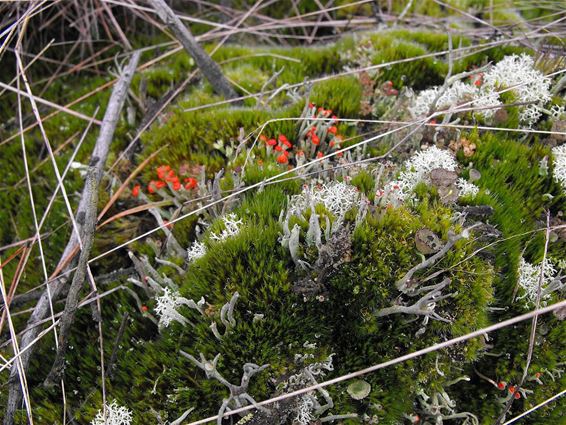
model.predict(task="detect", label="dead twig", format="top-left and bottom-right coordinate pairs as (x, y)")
top-left (43, 170), bottom-right (98, 386)
top-left (4, 50), bottom-right (140, 425)
top-left (148, 0), bottom-right (238, 100)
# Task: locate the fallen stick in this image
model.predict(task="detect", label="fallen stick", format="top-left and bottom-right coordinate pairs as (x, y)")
top-left (43, 171), bottom-right (98, 387)
top-left (4, 50), bottom-right (140, 425)
top-left (148, 0), bottom-right (239, 100)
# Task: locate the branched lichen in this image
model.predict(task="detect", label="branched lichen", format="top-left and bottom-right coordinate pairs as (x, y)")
top-left (179, 351), bottom-right (269, 425)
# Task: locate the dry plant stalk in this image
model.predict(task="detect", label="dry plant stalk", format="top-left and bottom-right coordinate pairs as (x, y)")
top-left (43, 170), bottom-right (98, 387)
top-left (4, 50), bottom-right (141, 425)
top-left (148, 0), bottom-right (239, 100)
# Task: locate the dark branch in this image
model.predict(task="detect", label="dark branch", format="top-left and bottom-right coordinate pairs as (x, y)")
top-left (43, 170), bottom-right (98, 387)
top-left (148, 0), bottom-right (239, 100)
top-left (4, 51), bottom-right (140, 425)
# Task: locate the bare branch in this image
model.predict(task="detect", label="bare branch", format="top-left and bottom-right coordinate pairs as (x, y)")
top-left (43, 170), bottom-right (98, 387)
top-left (4, 51), bottom-right (140, 425)
top-left (148, 0), bottom-right (238, 100)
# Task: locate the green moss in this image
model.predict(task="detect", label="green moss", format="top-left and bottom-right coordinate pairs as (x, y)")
top-left (311, 76), bottom-right (362, 118)
top-left (2, 11), bottom-right (565, 424)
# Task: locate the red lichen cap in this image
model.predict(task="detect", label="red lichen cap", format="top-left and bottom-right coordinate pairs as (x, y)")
top-left (132, 184), bottom-right (141, 197)
top-left (184, 177), bottom-right (198, 190)
top-left (267, 138), bottom-right (277, 146)
top-left (165, 169), bottom-right (177, 182)
top-left (497, 381), bottom-right (506, 390)
top-left (276, 154), bottom-right (288, 164)
top-left (156, 165), bottom-right (171, 180)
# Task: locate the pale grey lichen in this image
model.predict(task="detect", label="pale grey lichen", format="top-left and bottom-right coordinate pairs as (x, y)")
top-left (289, 182), bottom-right (360, 218)
top-left (210, 213), bottom-right (243, 241)
top-left (154, 288), bottom-right (204, 328)
top-left (517, 257), bottom-right (563, 306)
top-left (91, 400), bottom-right (132, 425)
top-left (552, 143), bottom-right (566, 191)
top-left (187, 240), bottom-right (206, 262)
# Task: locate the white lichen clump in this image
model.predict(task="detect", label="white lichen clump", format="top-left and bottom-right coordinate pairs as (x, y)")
top-left (288, 354), bottom-right (335, 425)
top-left (91, 400), bottom-right (132, 425)
top-left (482, 54), bottom-right (551, 126)
top-left (290, 181), bottom-right (360, 217)
top-left (386, 146), bottom-right (458, 201)
top-left (410, 54), bottom-right (551, 127)
top-left (384, 147), bottom-right (480, 202)
top-left (517, 257), bottom-right (556, 306)
top-left (409, 80), bottom-right (479, 118)
top-left (295, 396), bottom-right (316, 425)
top-left (154, 288), bottom-right (188, 327)
top-left (456, 178), bottom-right (479, 197)
top-left (552, 144), bottom-right (566, 190)
top-left (187, 240), bottom-right (206, 262)
top-left (210, 213), bottom-right (243, 241)
top-left (550, 105), bottom-right (565, 120)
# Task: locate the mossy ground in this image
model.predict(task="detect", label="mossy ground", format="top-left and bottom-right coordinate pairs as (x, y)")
top-left (1, 3), bottom-right (565, 424)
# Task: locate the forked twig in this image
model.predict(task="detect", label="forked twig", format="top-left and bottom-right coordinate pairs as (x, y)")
top-left (4, 51), bottom-right (140, 425)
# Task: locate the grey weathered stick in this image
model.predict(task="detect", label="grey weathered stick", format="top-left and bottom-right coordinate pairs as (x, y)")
top-left (43, 171), bottom-right (99, 387)
top-left (148, 0), bottom-right (239, 100)
top-left (4, 51), bottom-right (140, 425)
